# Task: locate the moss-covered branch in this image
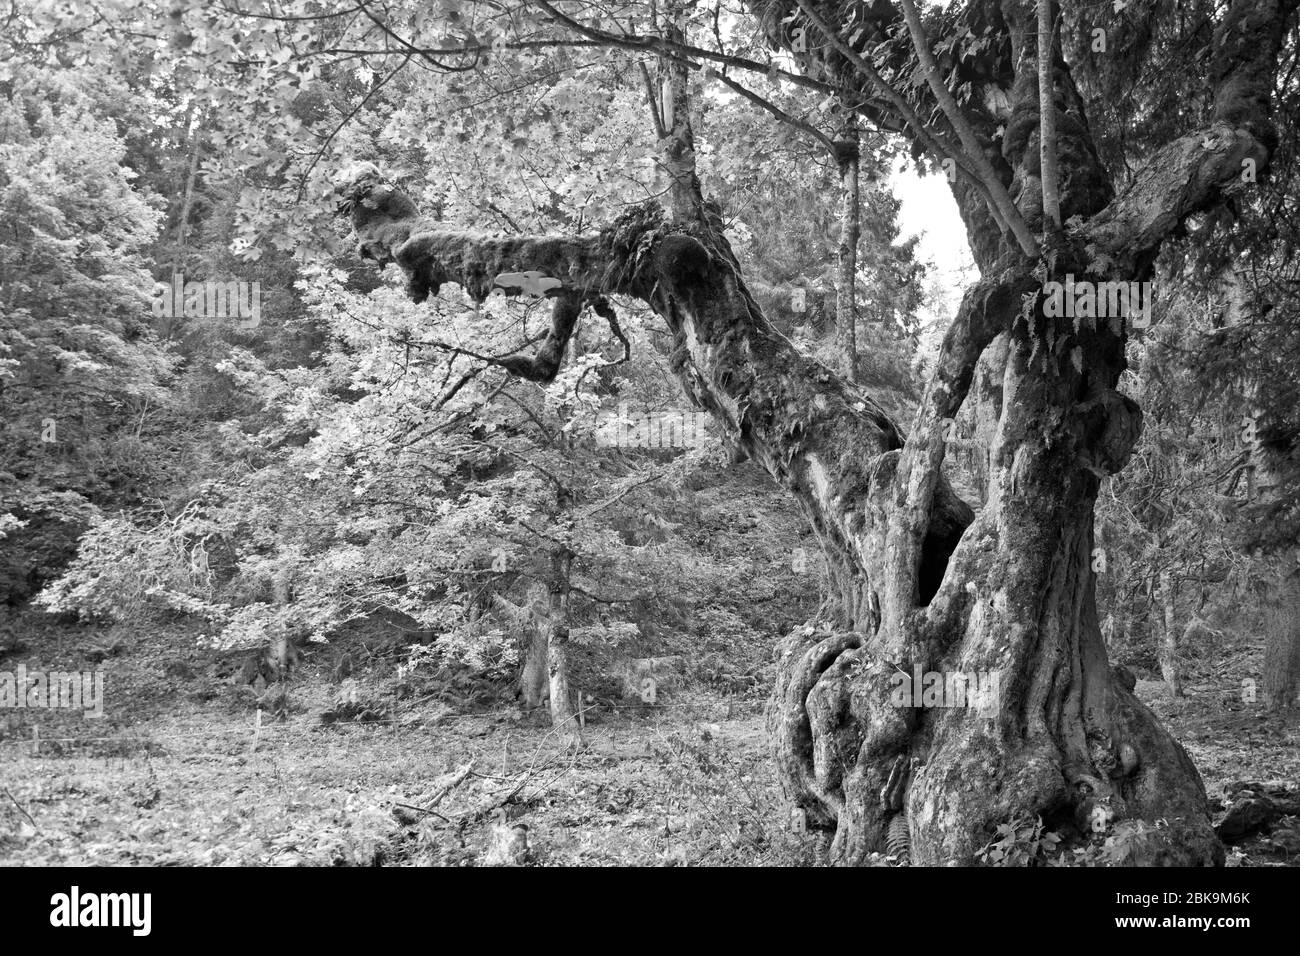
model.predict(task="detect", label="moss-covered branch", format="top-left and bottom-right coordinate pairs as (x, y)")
top-left (335, 161), bottom-right (979, 629)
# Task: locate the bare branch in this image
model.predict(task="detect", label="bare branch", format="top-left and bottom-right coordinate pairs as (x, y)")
top-left (713, 70), bottom-right (837, 155)
top-left (896, 0), bottom-right (1040, 257)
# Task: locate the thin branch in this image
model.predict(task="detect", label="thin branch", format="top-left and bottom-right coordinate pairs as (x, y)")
top-left (638, 60), bottom-right (667, 138)
top-left (896, 0), bottom-right (1040, 256)
top-left (1038, 0), bottom-right (1061, 230)
top-left (486, 201), bottom-right (524, 234)
top-left (2, 787), bottom-right (38, 832)
top-left (296, 51), bottom-right (412, 201)
top-left (530, 0), bottom-right (871, 110)
top-left (790, 1), bottom-right (969, 176)
top-left (495, 387), bottom-right (559, 445)
top-left (576, 469), bottom-right (671, 522)
top-left (714, 71), bottom-right (836, 155)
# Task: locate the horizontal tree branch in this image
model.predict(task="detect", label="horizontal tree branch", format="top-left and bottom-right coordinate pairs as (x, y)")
top-left (336, 161), bottom-right (976, 624)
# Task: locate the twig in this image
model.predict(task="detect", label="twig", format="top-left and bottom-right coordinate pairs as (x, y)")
top-left (896, 0), bottom-right (1039, 256)
top-left (393, 802), bottom-right (453, 824)
top-left (392, 758), bottom-right (476, 823)
top-left (427, 759), bottom-right (477, 808)
top-left (3, 786), bottom-right (39, 832)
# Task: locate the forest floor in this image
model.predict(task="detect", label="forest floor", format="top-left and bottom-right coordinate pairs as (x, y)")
top-left (1, 612), bottom-right (1297, 867)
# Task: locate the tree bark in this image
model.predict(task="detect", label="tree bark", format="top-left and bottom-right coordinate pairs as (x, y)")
top-left (661, 3), bottom-right (701, 226)
top-left (546, 550), bottom-right (579, 741)
top-left (266, 569), bottom-right (297, 678)
top-left (520, 620), bottom-right (550, 711)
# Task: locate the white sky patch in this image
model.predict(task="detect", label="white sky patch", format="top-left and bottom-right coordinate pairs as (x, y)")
top-left (888, 156), bottom-right (978, 366)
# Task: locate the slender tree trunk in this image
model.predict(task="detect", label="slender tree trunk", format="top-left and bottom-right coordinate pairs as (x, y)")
top-left (546, 550), bottom-right (579, 741)
top-left (1249, 375), bottom-right (1300, 710)
top-left (660, 3), bottom-right (700, 226)
top-left (1157, 568), bottom-right (1181, 695)
top-left (520, 622), bottom-right (550, 710)
top-left (165, 118), bottom-right (202, 340)
top-left (1037, 0), bottom-right (1061, 229)
top-left (834, 113), bottom-right (860, 383)
top-left (266, 569), bottom-right (296, 678)
top-left (1263, 570), bottom-right (1300, 710)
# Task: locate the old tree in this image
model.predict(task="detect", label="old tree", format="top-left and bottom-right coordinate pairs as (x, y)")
top-left (322, 0), bottom-right (1298, 865)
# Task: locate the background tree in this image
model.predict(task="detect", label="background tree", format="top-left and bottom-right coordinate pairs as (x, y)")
top-left (0, 66), bottom-right (173, 603)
